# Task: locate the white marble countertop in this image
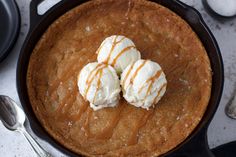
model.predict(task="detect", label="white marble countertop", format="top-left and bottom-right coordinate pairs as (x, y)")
top-left (0, 0), bottom-right (236, 156)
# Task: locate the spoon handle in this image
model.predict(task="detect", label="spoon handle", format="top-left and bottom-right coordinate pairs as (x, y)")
top-left (225, 83), bottom-right (236, 119)
top-left (19, 127), bottom-right (52, 157)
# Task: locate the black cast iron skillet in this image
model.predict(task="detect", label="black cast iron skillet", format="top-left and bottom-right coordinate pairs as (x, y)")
top-left (212, 141), bottom-right (236, 157)
top-left (17, 0), bottom-right (224, 156)
top-left (0, 0), bottom-right (20, 62)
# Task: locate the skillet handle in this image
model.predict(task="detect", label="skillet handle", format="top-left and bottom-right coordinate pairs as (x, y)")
top-left (166, 126), bottom-right (215, 157)
top-left (29, 0), bottom-right (66, 29)
top-left (29, 0), bottom-right (44, 27)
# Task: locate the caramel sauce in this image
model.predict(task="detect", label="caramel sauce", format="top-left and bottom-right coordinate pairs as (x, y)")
top-left (117, 36), bottom-right (126, 43)
top-left (145, 83), bottom-right (153, 98)
top-left (84, 65), bottom-right (107, 99)
top-left (153, 83), bottom-right (167, 104)
top-left (128, 109), bottom-right (154, 145)
top-left (122, 63), bottom-right (134, 86)
top-left (104, 36), bottom-right (126, 64)
top-left (91, 104), bottom-right (125, 140)
top-left (130, 60), bottom-right (147, 84)
top-left (55, 86), bottom-right (77, 113)
top-left (56, 97), bottom-right (78, 121)
top-left (48, 60), bottom-right (80, 95)
top-left (70, 103), bottom-right (89, 121)
top-left (55, 97), bottom-right (69, 113)
top-left (63, 64), bottom-right (105, 122)
top-left (52, 58), bottom-right (156, 145)
top-left (86, 63), bottom-right (104, 84)
top-left (48, 60), bottom-right (160, 146)
top-left (111, 46), bottom-right (136, 66)
top-left (92, 69), bottom-right (103, 103)
top-left (138, 70), bottom-right (162, 98)
top-left (77, 102), bottom-right (153, 144)
top-left (50, 91), bottom-right (58, 103)
top-left (79, 103), bottom-right (125, 139)
top-left (83, 108), bottom-right (93, 137)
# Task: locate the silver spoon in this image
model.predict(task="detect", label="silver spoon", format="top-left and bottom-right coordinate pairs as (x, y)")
top-left (0, 95), bottom-right (52, 157)
top-left (225, 83), bottom-right (236, 119)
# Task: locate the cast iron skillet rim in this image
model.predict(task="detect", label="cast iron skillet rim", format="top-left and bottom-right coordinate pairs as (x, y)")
top-left (0, 0), bottom-right (20, 62)
top-left (16, 0), bottom-right (224, 156)
top-left (156, 0), bottom-right (224, 156)
top-left (172, 0), bottom-right (224, 125)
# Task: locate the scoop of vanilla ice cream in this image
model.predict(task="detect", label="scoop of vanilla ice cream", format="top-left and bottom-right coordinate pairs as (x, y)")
top-left (97, 35), bottom-right (141, 74)
top-left (121, 60), bottom-right (167, 109)
top-left (78, 62), bottom-right (121, 111)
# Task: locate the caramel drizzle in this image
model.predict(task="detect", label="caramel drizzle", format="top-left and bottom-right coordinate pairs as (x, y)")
top-left (82, 104), bottom-right (125, 139)
top-left (111, 46), bottom-right (136, 66)
top-left (92, 69), bottom-right (103, 103)
top-left (128, 109), bottom-right (154, 145)
top-left (153, 83), bottom-right (167, 104)
top-left (49, 68), bottom-right (77, 94)
top-left (122, 63), bottom-right (134, 86)
top-left (51, 59), bottom-right (156, 144)
top-left (84, 64), bottom-right (107, 99)
top-left (104, 36), bottom-right (126, 64)
top-left (138, 70), bottom-right (162, 98)
top-left (53, 73), bottom-right (78, 113)
top-left (130, 60), bottom-right (148, 84)
top-left (48, 59), bottom-right (81, 95)
top-left (83, 108), bottom-right (93, 137)
top-left (92, 104), bottom-right (125, 139)
top-left (53, 63), bottom-right (105, 120)
top-left (55, 87), bottom-right (77, 113)
top-left (86, 63), bottom-right (104, 84)
top-left (70, 103), bottom-right (89, 121)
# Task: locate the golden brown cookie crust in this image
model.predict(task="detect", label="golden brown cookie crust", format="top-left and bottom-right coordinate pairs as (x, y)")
top-left (27, 0), bottom-right (212, 156)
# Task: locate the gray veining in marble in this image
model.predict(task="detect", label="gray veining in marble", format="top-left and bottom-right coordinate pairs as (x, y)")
top-left (0, 0), bottom-right (235, 156)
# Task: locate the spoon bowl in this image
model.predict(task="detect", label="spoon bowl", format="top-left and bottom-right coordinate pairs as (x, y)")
top-left (0, 95), bottom-right (25, 130)
top-left (225, 84), bottom-right (236, 119)
top-left (0, 95), bottom-right (52, 157)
